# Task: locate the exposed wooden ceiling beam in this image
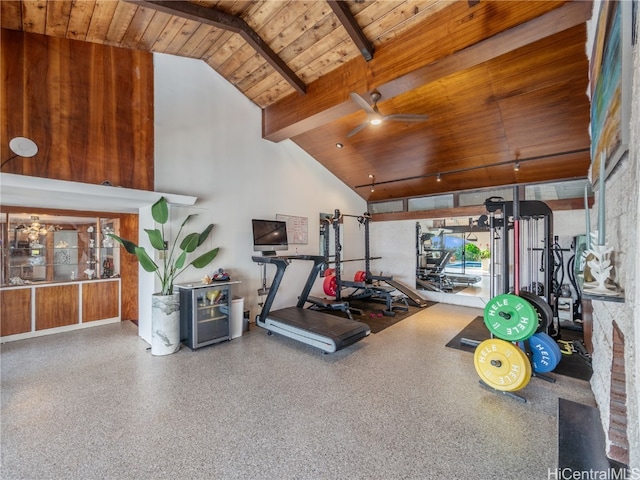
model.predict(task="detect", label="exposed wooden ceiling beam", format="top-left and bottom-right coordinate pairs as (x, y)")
top-left (129, 0), bottom-right (306, 94)
top-left (262, 0), bottom-right (592, 142)
top-left (327, 0), bottom-right (374, 61)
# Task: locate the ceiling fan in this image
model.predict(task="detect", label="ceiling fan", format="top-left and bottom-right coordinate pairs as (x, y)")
top-left (347, 90), bottom-right (429, 137)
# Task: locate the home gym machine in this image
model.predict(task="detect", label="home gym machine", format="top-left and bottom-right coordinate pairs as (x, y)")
top-left (467, 189), bottom-right (562, 402)
top-left (321, 209), bottom-right (420, 316)
top-left (252, 254), bottom-right (370, 353)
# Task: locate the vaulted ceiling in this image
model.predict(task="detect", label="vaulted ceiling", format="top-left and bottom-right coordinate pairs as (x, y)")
top-left (0, 0), bottom-right (593, 203)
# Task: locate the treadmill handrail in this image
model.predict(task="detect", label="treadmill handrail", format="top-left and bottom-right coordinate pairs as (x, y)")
top-left (251, 255), bottom-right (326, 323)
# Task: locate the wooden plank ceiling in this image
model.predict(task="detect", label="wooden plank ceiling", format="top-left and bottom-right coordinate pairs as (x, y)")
top-left (0, 0), bottom-right (593, 202)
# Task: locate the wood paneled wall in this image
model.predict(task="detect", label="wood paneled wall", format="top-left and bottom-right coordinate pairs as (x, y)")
top-left (119, 213), bottom-right (139, 322)
top-left (1, 28), bottom-right (154, 190)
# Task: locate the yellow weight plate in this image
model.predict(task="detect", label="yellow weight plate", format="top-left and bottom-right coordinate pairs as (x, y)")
top-left (474, 338), bottom-right (532, 392)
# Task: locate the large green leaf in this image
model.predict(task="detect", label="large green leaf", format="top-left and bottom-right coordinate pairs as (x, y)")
top-left (180, 213), bottom-right (197, 228)
top-left (190, 248), bottom-right (220, 268)
top-left (174, 250), bottom-right (187, 270)
top-left (198, 224), bottom-right (214, 246)
top-left (151, 197), bottom-right (169, 224)
top-left (144, 228), bottom-right (166, 251)
top-left (179, 232), bottom-right (200, 253)
top-left (108, 234), bottom-right (138, 255)
top-left (134, 247), bottom-right (159, 272)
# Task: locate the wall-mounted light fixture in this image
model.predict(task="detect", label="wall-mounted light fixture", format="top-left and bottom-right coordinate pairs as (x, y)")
top-left (1, 137), bottom-right (38, 170)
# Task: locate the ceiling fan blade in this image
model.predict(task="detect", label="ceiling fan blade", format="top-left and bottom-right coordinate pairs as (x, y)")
top-left (350, 92), bottom-right (375, 114)
top-left (384, 113), bottom-right (429, 123)
top-left (347, 121), bottom-right (370, 137)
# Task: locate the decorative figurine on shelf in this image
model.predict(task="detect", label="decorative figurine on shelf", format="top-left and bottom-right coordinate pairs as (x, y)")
top-left (212, 268), bottom-right (230, 281)
top-left (102, 225), bottom-right (114, 248)
top-left (84, 268), bottom-right (95, 280)
top-left (582, 231), bottom-right (620, 296)
top-left (102, 258), bottom-right (114, 278)
top-left (201, 274), bottom-right (212, 285)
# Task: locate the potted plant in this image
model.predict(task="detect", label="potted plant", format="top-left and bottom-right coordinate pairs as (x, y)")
top-left (108, 196), bottom-right (219, 355)
top-left (480, 247), bottom-right (491, 270)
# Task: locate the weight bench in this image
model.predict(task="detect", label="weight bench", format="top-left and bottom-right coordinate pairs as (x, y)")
top-left (344, 281), bottom-right (409, 317)
top-left (305, 295), bottom-right (357, 320)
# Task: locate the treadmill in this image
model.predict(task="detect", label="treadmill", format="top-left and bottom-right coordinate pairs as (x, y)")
top-left (252, 255), bottom-right (370, 353)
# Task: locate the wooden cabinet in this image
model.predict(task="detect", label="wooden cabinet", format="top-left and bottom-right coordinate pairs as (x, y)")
top-left (82, 280), bottom-right (120, 322)
top-left (1, 279), bottom-right (121, 341)
top-left (1, 288), bottom-right (31, 336)
top-left (35, 284), bottom-right (79, 330)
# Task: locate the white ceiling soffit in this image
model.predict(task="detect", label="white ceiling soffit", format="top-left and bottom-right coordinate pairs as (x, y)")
top-left (0, 173), bottom-right (197, 213)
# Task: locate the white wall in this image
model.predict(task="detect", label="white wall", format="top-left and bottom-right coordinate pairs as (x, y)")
top-left (137, 53), bottom-right (366, 343)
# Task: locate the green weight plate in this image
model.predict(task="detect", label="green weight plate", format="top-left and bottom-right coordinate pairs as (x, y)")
top-left (484, 293), bottom-right (538, 342)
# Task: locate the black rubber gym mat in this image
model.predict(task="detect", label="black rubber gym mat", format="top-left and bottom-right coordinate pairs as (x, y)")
top-left (323, 298), bottom-right (435, 334)
top-left (558, 398), bottom-right (627, 473)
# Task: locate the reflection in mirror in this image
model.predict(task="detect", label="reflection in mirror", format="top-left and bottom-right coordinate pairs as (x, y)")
top-left (415, 215), bottom-right (491, 300)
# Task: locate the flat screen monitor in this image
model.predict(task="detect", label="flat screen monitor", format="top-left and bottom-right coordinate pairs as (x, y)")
top-left (252, 219), bottom-right (288, 255)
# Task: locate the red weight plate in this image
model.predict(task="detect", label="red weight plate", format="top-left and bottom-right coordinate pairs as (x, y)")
top-left (323, 274), bottom-right (337, 296)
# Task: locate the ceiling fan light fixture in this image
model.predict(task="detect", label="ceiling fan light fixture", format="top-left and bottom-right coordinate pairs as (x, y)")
top-left (370, 115), bottom-right (383, 126)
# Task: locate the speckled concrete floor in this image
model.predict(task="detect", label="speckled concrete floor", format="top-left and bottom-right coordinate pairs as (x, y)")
top-left (1, 303), bottom-right (596, 480)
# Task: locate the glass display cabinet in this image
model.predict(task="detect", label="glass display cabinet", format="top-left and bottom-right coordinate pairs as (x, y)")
top-left (1, 211), bottom-right (124, 340)
top-left (1, 213), bottom-right (120, 286)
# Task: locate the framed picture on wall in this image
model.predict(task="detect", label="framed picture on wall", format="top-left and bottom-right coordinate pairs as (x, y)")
top-left (589, 0), bottom-right (633, 186)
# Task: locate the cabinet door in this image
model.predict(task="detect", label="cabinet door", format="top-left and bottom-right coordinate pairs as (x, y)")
top-left (194, 287), bottom-right (229, 346)
top-left (1, 288), bottom-right (31, 335)
top-left (53, 231), bottom-right (79, 281)
top-left (35, 284), bottom-right (79, 330)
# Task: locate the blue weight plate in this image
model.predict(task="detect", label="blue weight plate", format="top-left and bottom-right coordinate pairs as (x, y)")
top-left (528, 333), bottom-right (561, 373)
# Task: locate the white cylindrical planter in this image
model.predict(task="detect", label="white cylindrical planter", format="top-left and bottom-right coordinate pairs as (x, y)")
top-left (151, 293), bottom-right (181, 355)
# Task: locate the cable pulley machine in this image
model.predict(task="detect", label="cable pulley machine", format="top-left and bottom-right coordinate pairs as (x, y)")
top-left (470, 187), bottom-right (561, 401)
